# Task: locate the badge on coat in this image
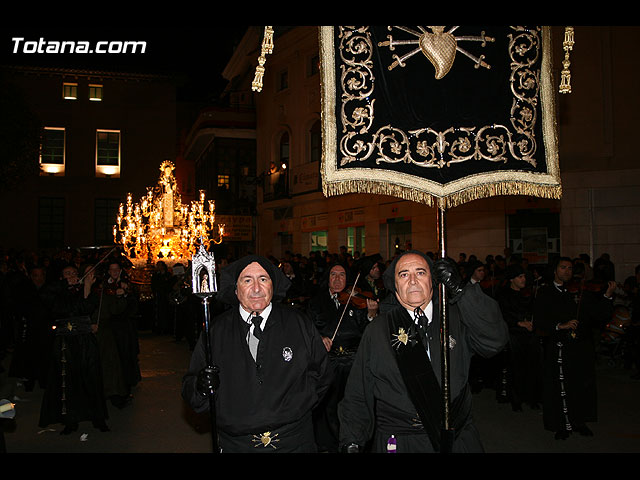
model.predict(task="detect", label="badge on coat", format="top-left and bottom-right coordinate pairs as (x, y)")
top-left (282, 346), bottom-right (293, 362)
top-left (448, 335), bottom-right (456, 349)
top-left (391, 326), bottom-right (418, 350)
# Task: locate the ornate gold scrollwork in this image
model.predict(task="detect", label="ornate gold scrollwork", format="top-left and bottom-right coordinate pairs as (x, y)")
top-left (338, 26), bottom-right (542, 170)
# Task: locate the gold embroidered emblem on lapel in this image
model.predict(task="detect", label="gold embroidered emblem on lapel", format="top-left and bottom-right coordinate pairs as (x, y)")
top-left (252, 431), bottom-right (279, 449)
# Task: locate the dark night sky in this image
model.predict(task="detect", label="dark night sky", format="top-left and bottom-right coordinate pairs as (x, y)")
top-left (1, 26), bottom-right (249, 102)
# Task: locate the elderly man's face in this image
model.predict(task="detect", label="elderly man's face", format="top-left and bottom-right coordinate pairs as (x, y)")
top-left (394, 253), bottom-right (433, 310)
top-left (328, 265), bottom-right (347, 294)
top-left (236, 262), bottom-right (273, 314)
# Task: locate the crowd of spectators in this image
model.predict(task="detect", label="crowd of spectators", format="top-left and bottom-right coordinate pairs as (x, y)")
top-left (1, 244), bottom-right (639, 449)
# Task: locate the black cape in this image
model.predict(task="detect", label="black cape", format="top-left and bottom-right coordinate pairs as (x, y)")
top-left (181, 302), bottom-right (332, 450)
top-left (38, 280), bottom-right (108, 428)
top-left (338, 281), bottom-right (508, 452)
top-left (533, 283), bottom-right (613, 431)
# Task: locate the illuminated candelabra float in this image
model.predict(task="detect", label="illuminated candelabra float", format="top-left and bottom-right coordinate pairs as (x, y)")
top-left (113, 161), bottom-right (225, 296)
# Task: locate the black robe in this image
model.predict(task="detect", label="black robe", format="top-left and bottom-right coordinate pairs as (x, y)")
top-left (338, 283), bottom-right (508, 452)
top-left (95, 283), bottom-right (141, 401)
top-left (307, 289), bottom-right (370, 351)
top-left (307, 289), bottom-right (370, 451)
top-left (38, 280), bottom-right (108, 428)
top-left (497, 286), bottom-right (541, 406)
top-left (533, 283), bottom-right (613, 432)
top-left (181, 301), bottom-right (333, 452)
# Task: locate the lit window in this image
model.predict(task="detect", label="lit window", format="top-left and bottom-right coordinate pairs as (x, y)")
top-left (89, 84), bottom-right (103, 101)
top-left (280, 132), bottom-right (290, 168)
top-left (63, 82), bottom-right (77, 100)
top-left (347, 226), bottom-right (366, 255)
top-left (310, 231), bottom-right (327, 252)
top-left (95, 130), bottom-right (120, 177)
top-left (39, 127), bottom-right (65, 176)
top-left (217, 175), bottom-right (230, 190)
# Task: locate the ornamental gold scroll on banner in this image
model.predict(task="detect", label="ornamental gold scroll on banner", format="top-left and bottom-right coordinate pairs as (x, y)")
top-left (318, 26), bottom-right (563, 209)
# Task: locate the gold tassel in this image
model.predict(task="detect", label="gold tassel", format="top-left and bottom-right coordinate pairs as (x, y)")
top-left (252, 26), bottom-right (275, 93)
top-left (559, 26), bottom-right (574, 94)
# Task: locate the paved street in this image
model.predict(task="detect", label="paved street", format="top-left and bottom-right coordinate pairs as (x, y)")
top-left (2, 330), bottom-right (640, 455)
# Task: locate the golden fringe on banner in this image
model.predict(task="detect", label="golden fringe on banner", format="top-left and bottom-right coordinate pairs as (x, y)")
top-left (322, 178), bottom-right (562, 210)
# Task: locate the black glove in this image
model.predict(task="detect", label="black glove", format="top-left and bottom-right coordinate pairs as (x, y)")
top-left (196, 366), bottom-right (220, 397)
top-left (433, 257), bottom-right (464, 299)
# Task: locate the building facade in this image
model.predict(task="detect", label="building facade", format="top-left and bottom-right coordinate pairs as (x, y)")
top-left (230, 25), bottom-right (640, 281)
top-left (0, 65), bottom-right (178, 252)
top-left (183, 105), bottom-right (257, 262)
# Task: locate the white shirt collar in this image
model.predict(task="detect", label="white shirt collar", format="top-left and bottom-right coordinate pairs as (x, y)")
top-left (406, 300), bottom-right (433, 325)
top-left (240, 303), bottom-right (272, 328)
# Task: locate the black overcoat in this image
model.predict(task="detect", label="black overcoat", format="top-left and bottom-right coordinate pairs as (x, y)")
top-left (338, 283), bottom-right (508, 452)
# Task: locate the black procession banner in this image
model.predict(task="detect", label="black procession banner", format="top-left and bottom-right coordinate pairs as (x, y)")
top-left (319, 26), bottom-right (562, 209)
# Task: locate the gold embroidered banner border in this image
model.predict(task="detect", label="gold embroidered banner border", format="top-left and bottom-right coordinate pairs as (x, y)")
top-left (319, 26), bottom-right (562, 209)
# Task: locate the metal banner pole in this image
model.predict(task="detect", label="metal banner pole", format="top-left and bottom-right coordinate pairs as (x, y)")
top-left (201, 295), bottom-right (218, 453)
top-left (191, 243), bottom-right (219, 453)
top-left (437, 205), bottom-right (454, 453)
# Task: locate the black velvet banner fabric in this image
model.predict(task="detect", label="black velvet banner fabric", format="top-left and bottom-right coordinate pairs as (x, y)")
top-left (320, 26), bottom-right (562, 208)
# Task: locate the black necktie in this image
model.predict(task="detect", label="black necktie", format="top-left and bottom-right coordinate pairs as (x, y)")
top-left (414, 307), bottom-right (432, 350)
top-left (252, 315), bottom-right (263, 340)
top-left (414, 307), bottom-right (429, 329)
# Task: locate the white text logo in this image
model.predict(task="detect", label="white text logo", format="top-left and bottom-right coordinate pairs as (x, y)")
top-left (12, 37), bottom-right (147, 54)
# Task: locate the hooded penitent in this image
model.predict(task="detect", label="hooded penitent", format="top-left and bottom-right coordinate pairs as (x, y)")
top-left (218, 255), bottom-right (291, 305)
top-left (382, 250), bottom-right (438, 295)
top-left (355, 253), bottom-right (382, 278)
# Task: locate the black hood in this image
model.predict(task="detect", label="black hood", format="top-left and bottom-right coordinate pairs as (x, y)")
top-left (382, 250), bottom-right (437, 294)
top-left (218, 255), bottom-right (291, 305)
top-left (464, 259), bottom-right (484, 278)
top-left (317, 262), bottom-right (354, 290)
top-left (354, 253), bottom-right (383, 277)
top-left (504, 264), bottom-right (525, 280)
